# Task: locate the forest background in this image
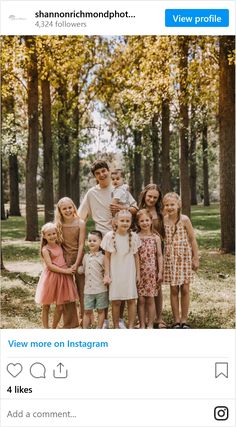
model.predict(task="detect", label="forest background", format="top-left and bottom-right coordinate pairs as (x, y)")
top-left (1, 35), bottom-right (235, 328)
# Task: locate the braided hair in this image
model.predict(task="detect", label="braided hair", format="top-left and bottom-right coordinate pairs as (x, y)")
top-left (113, 209), bottom-right (132, 253)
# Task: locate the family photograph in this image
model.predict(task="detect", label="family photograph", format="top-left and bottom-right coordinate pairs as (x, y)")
top-left (1, 35), bottom-right (235, 329)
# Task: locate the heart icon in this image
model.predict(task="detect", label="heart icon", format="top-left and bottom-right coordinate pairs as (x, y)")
top-left (7, 363), bottom-right (23, 377)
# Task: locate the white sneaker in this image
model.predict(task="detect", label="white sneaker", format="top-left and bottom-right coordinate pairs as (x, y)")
top-left (102, 319), bottom-right (109, 329)
top-left (119, 319), bottom-right (127, 329)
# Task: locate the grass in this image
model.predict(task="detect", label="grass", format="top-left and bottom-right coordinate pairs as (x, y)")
top-left (191, 204), bottom-right (221, 249)
top-left (0, 204), bottom-right (235, 329)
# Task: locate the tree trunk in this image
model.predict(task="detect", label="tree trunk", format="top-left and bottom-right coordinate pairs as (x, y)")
top-left (190, 105), bottom-right (197, 205)
top-left (219, 36), bottom-right (235, 253)
top-left (178, 37), bottom-right (191, 217)
top-left (151, 114), bottom-right (160, 185)
top-left (144, 157), bottom-right (151, 186)
top-left (71, 83), bottom-right (80, 206)
top-left (133, 130), bottom-right (142, 201)
top-left (202, 122), bottom-right (210, 206)
top-left (58, 82), bottom-right (70, 198)
top-left (1, 159), bottom-right (6, 220)
top-left (41, 78), bottom-right (54, 222)
top-left (127, 145), bottom-right (135, 195)
top-left (25, 36), bottom-right (39, 241)
top-left (9, 155), bottom-right (21, 216)
top-left (161, 99), bottom-right (171, 193)
top-left (4, 93), bottom-right (21, 216)
top-left (1, 251), bottom-right (6, 270)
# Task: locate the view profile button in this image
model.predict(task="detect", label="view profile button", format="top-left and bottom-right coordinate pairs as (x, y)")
top-left (165, 9), bottom-right (229, 27)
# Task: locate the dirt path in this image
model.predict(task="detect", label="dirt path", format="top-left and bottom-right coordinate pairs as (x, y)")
top-left (4, 261), bottom-right (42, 277)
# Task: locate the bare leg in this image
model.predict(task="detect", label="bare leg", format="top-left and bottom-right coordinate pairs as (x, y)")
top-left (112, 300), bottom-right (121, 328)
top-left (138, 296), bottom-right (146, 328)
top-left (180, 283), bottom-right (190, 323)
top-left (170, 286), bottom-right (180, 324)
top-left (146, 296), bottom-right (155, 328)
top-left (83, 310), bottom-right (92, 329)
top-left (104, 307), bottom-right (108, 320)
top-left (52, 304), bottom-right (63, 329)
top-left (127, 299), bottom-right (136, 329)
top-left (154, 286), bottom-right (164, 323)
top-left (77, 273), bottom-right (85, 322)
top-left (42, 305), bottom-right (50, 328)
top-left (120, 300), bottom-right (125, 319)
top-left (97, 309), bottom-right (105, 328)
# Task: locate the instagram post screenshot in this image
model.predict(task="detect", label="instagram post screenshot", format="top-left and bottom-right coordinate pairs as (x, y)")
top-left (0, 0), bottom-right (235, 426)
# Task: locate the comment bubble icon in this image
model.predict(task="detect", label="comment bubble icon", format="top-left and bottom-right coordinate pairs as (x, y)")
top-left (30, 362), bottom-right (46, 379)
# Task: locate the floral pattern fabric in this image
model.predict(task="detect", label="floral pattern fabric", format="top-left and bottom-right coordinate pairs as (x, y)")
top-left (138, 235), bottom-right (159, 297)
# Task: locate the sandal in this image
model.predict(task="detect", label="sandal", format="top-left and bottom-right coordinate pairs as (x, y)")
top-left (171, 323), bottom-right (181, 329)
top-left (154, 320), bottom-right (167, 329)
top-left (181, 323), bottom-right (191, 329)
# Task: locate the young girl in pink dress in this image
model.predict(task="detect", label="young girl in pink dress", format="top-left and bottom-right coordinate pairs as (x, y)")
top-left (136, 209), bottom-right (163, 329)
top-left (55, 197), bottom-right (86, 328)
top-left (163, 193), bottom-right (199, 328)
top-left (35, 223), bottom-right (78, 329)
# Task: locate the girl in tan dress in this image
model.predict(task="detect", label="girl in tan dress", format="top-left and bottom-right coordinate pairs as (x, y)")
top-left (163, 193), bottom-right (199, 328)
top-left (55, 197), bottom-right (86, 328)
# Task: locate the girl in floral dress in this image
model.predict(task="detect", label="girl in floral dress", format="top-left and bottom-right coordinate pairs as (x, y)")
top-left (139, 184), bottom-right (166, 328)
top-left (136, 209), bottom-right (163, 329)
top-left (163, 193), bottom-right (199, 328)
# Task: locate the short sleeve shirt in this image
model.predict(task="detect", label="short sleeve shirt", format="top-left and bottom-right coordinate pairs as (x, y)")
top-left (78, 183), bottom-right (137, 236)
top-left (83, 252), bottom-right (107, 294)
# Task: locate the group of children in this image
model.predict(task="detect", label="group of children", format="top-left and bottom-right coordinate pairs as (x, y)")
top-left (35, 171), bottom-right (199, 329)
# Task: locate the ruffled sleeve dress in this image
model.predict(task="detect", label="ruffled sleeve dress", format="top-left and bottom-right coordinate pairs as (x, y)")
top-left (101, 231), bottom-right (141, 301)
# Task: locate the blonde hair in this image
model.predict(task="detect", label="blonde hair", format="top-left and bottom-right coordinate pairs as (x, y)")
top-left (40, 222), bottom-right (58, 256)
top-left (54, 197), bottom-right (79, 243)
top-left (163, 192), bottom-right (181, 234)
top-left (112, 209), bottom-right (132, 253)
top-left (136, 208), bottom-right (154, 234)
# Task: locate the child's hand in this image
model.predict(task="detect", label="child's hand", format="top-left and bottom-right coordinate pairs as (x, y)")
top-left (192, 257), bottom-right (199, 271)
top-left (157, 272), bottom-right (163, 284)
top-left (71, 263), bottom-right (77, 272)
top-left (110, 203), bottom-right (121, 215)
top-left (77, 266), bottom-right (84, 275)
top-left (103, 275), bottom-right (111, 286)
top-left (66, 267), bottom-right (74, 275)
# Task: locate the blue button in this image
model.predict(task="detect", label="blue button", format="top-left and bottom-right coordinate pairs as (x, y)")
top-left (165, 9), bottom-right (229, 27)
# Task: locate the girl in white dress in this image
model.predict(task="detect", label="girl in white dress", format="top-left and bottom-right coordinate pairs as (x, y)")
top-left (102, 210), bottom-right (141, 329)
